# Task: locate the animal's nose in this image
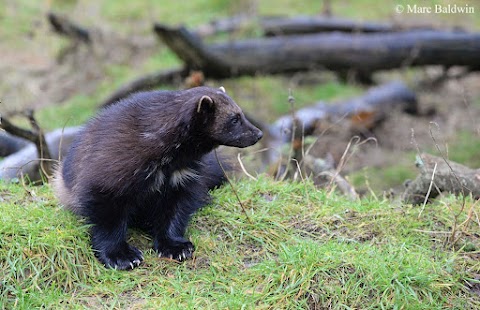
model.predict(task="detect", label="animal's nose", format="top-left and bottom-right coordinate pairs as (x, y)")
top-left (256, 129), bottom-right (263, 141)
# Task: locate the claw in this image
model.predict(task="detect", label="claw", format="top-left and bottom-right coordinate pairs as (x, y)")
top-left (130, 262), bottom-right (134, 269)
top-left (158, 252), bottom-right (163, 258)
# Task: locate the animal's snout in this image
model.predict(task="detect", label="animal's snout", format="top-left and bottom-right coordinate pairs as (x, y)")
top-left (254, 129), bottom-right (263, 142)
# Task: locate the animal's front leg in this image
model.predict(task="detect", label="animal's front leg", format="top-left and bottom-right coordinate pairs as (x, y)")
top-left (91, 223), bottom-right (144, 269)
top-left (88, 199), bottom-right (143, 269)
top-left (152, 195), bottom-right (201, 261)
top-left (154, 235), bottom-right (195, 261)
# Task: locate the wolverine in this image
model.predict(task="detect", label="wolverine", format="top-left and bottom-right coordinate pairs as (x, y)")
top-left (53, 86), bottom-right (263, 270)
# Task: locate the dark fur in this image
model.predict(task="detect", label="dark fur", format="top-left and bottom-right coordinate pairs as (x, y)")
top-left (53, 86), bottom-right (262, 270)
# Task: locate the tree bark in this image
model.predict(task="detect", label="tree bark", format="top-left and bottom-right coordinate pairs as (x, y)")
top-left (195, 15), bottom-right (432, 37)
top-left (153, 24), bottom-right (233, 78)
top-left (403, 153), bottom-right (480, 205)
top-left (195, 15), bottom-right (402, 37)
top-left (260, 16), bottom-right (398, 36)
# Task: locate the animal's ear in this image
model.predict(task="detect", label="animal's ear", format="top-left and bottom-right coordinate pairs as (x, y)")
top-left (219, 86), bottom-right (226, 93)
top-left (197, 95), bottom-right (214, 113)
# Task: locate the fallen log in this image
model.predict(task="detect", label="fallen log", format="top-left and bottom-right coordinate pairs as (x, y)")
top-left (0, 127), bottom-right (80, 182)
top-left (402, 153), bottom-right (480, 205)
top-left (266, 81), bottom-right (417, 164)
top-left (0, 133), bottom-right (29, 157)
top-left (154, 24), bottom-right (232, 78)
top-left (195, 15), bottom-right (394, 37)
top-left (154, 25), bottom-right (480, 78)
top-left (264, 81), bottom-right (417, 184)
top-left (1, 111), bottom-right (53, 177)
top-left (261, 16), bottom-right (398, 36)
top-left (195, 15), bottom-right (433, 37)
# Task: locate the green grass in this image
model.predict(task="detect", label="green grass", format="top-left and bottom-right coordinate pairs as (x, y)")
top-left (448, 131), bottom-right (480, 168)
top-left (350, 162), bottom-right (418, 194)
top-left (1, 177), bottom-right (479, 308)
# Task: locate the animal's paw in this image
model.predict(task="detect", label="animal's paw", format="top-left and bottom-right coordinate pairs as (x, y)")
top-left (155, 239), bottom-right (195, 262)
top-left (95, 243), bottom-right (144, 270)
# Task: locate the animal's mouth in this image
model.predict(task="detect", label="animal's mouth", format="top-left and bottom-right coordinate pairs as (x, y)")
top-left (227, 129), bottom-right (263, 148)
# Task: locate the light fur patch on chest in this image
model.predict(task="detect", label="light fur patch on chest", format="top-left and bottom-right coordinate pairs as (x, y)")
top-left (170, 167), bottom-right (200, 188)
top-left (151, 170), bottom-right (165, 192)
top-left (144, 164), bottom-right (165, 193)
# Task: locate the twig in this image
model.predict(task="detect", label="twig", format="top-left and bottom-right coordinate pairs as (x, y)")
top-left (1, 113), bottom-right (39, 142)
top-left (214, 150), bottom-right (253, 224)
top-left (25, 110), bottom-right (52, 178)
top-left (409, 128), bottom-right (442, 197)
top-left (278, 89), bottom-right (297, 181)
top-left (429, 122), bottom-right (467, 194)
top-left (428, 122), bottom-right (469, 248)
top-left (237, 153), bottom-right (257, 181)
top-left (292, 158), bottom-right (304, 182)
top-left (47, 12), bottom-right (91, 44)
top-left (418, 162), bottom-right (437, 218)
top-left (326, 136), bottom-right (375, 197)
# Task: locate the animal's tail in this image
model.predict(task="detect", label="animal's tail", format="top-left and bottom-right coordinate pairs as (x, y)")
top-left (51, 163), bottom-right (81, 214)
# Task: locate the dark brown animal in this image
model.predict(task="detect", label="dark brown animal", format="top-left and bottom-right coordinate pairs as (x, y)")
top-left (53, 86), bottom-right (262, 270)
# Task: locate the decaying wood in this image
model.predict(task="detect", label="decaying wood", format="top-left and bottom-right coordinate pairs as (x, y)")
top-left (47, 12), bottom-right (91, 43)
top-left (0, 127), bottom-right (80, 182)
top-left (154, 24), bottom-right (480, 78)
top-left (0, 132), bottom-right (29, 157)
top-left (153, 24), bottom-right (232, 78)
top-left (0, 112), bottom-right (53, 177)
top-left (403, 153), bottom-right (480, 205)
top-left (101, 67), bottom-right (189, 107)
top-left (209, 30), bottom-right (480, 73)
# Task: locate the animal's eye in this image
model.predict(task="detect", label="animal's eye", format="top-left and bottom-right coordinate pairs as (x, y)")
top-left (230, 115), bottom-right (240, 125)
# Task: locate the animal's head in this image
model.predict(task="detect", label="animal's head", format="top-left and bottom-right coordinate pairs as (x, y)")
top-left (191, 86), bottom-right (263, 148)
